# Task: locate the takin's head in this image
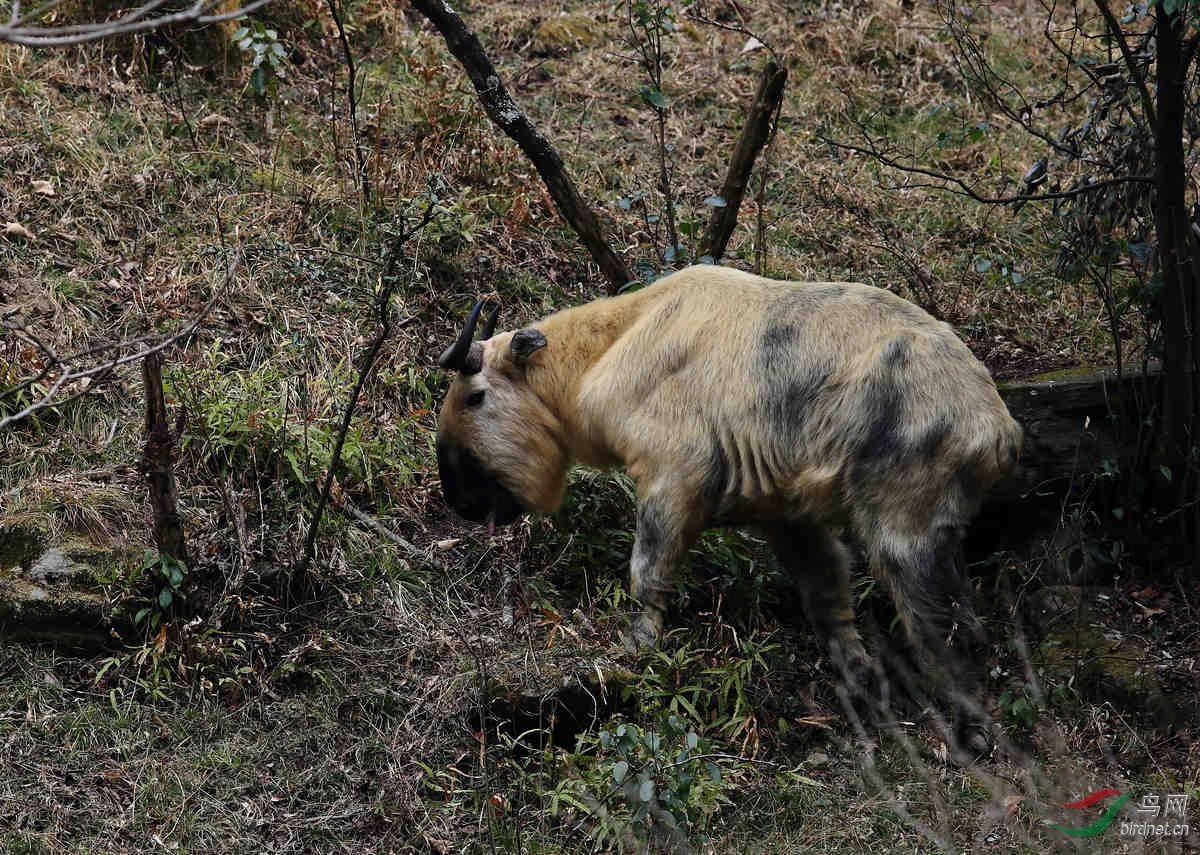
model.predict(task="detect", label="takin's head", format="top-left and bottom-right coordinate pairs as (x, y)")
top-left (435, 300), bottom-right (569, 529)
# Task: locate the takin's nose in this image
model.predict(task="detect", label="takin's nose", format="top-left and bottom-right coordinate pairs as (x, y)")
top-left (436, 441), bottom-right (526, 526)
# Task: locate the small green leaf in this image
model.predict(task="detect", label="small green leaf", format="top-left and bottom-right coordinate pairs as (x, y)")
top-left (973, 258), bottom-right (992, 274)
top-left (641, 87), bottom-right (669, 109)
top-left (703, 194), bottom-right (727, 207)
top-left (612, 760), bottom-right (629, 783)
top-left (639, 778), bottom-right (655, 802)
top-left (686, 731), bottom-right (699, 749)
top-left (134, 607), bottom-right (151, 625)
top-left (1112, 507), bottom-right (1125, 520)
top-left (706, 761), bottom-right (721, 783)
top-left (1160, 465), bottom-right (1173, 482)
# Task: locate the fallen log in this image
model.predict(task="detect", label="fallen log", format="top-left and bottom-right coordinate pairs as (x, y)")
top-left (994, 364), bottom-right (1159, 503)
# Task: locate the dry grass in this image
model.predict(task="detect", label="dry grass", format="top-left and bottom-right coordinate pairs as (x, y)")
top-left (1, 0), bottom-right (1197, 852)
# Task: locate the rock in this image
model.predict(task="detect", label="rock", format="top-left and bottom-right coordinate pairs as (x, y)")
top-left (0, 520), bottom-right (128, 651)
top-left (28, 548), bottom-right (76, 584)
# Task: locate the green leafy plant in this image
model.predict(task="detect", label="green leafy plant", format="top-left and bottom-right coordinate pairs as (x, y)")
top-left (232, 22), bottom-right (287, 96)
top-left (552, 716), bottom-right (728, 851)
top-left (131, 550), bottom-right (188, 633)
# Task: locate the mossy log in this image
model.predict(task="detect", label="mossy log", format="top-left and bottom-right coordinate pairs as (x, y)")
top-left (995, 365), bottom-right (1158, 500)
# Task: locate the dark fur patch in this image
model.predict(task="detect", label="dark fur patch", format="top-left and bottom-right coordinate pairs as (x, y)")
top-left (914, 416), bottom-right (952, 459)
top-left (880, 336), bottom-right (910, 368)
top-left (857, 376), bottom-right (905, 466)
top-left (701, 433), bottom-right (731, 503)
top-left (661, 342), bottom-right (688, 377)
top-left (755, 316), bottom-right (830, 433)
top-left (635, 503), bottom-right (666, 563)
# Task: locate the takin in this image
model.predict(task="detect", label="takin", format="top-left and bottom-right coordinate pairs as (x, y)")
top-left (435, 265), bottom-right (1022, 735)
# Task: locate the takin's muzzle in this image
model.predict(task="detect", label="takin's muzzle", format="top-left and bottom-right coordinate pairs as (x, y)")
top-left (436, 439), bottom-right (526, 527)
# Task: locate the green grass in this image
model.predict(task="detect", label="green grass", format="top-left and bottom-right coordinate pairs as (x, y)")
top-left (1, 0), bottom-right (1196, 851)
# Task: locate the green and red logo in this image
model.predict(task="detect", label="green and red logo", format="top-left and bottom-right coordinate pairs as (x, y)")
top-left (1048, 788), bottom-right (1132, 838)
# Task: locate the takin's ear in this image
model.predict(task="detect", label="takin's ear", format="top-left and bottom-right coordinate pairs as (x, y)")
top-left (510, 328), bottom-right (547, 365)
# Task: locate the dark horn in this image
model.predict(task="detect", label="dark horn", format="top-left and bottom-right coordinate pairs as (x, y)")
top-left (438, 299), bottom-right (488, 371)
top-left (480, 304), bottom-right (501, 340)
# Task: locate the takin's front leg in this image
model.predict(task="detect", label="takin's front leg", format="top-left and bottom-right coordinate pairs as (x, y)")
top-left (627, 490), bottom-right (706, 646)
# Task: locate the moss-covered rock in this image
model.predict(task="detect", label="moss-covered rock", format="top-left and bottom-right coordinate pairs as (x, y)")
top-left (0, 522), bottom-right (130, 650)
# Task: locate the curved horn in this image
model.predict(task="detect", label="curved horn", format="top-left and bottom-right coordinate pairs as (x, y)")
top-left (480, 304), bottom-right (501, 340)
top-left (439, 299), bottom-right (488, 372)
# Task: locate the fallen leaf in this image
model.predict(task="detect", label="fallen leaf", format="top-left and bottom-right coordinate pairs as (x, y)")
top-left (435, 538), bottom-right (461, 550)
top-left (2, 222), bottom-right (34, 240)
top-left (1004, 794), bottom-right (1024, 820)
top-left (741, 36), bottom-right (765, 53)
top-left (31, 179), bottom-right (55, 196)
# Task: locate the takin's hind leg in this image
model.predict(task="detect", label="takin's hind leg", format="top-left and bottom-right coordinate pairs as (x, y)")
top-left (765, 523), bottom-right (872, 685)
top-left (866, 520), bottom-right (991, 756)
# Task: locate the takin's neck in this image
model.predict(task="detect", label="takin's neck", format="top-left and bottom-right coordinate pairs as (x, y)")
top-left (524, 285), bottom-right (663, 464)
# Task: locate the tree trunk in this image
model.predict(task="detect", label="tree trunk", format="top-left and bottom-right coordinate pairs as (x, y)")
top-left (143, 352), bottom-right (188, 566)
top-left (1153, 10), bottom-right (1200, 571)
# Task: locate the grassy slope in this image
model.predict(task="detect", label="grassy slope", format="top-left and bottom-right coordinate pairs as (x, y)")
top-left (1, 0), bottom-right (1197, 852)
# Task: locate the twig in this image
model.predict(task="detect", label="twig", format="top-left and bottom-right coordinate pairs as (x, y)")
top-left (1090, 0), bottom-right (1156, 127)
top-left (325, 0), bottom-right (369, 208)
top-left (294, 203), bottom-right (437, 588)
top-left (410, 0), bottom-right (635, 294)
top-left (702, 60), bottom-right (787, 261)
top-left (0, 285), bottom-right (226, 431)
top-left (819, 131), bottom-right (1154, 204)
top-left (341, 502), bottom-right (445, 572)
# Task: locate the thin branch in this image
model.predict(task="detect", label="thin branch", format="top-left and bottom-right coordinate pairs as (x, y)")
top-left (0, 283), bottom-right (228, 430)
top-left (325, 0), bottom-right (369, 208)
top-left (820, 133), bottom-right (1154, 204)
top-left (294, 203), bottom-right (438, 587)
top-left (342, 502), bottom-right (446, 572)
top-left (1091, 0), bottom-right (1157, 127)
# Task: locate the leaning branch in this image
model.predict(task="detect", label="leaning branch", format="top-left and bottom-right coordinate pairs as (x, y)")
top-left (410, 0), bottom-right (635, 295)
top-left (702, 60), bottom-right (787, 261)
top-left (294, 202), bottom-right (438, 590)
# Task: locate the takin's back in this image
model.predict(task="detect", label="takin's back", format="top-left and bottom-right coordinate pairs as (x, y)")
top-left (572, 266), bottom-right (1022, 528)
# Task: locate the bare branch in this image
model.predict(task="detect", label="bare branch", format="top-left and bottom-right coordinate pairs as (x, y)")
top-left (0, 0), bottom-right (275, 46)
top-left (1091, 0), bottom-right (1157, 127)
top-left (819, 131), bottom-right (1154, 205)
top-left (702, 59), bottom-right (787, 261)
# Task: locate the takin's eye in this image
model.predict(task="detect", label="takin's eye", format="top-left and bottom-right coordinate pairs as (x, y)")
top-left (465, 389), bottom-right (486, 408)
